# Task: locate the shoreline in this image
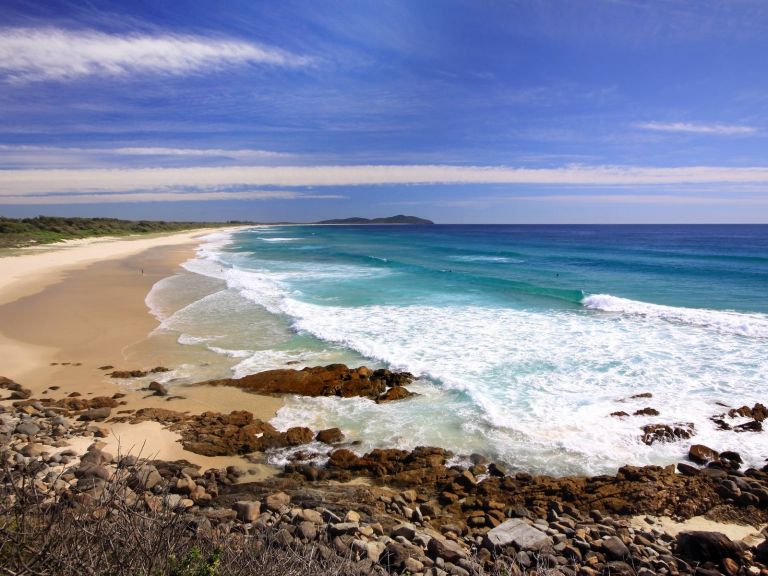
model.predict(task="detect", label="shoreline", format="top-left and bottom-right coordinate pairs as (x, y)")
top-left (0, 228), bottom-right (282, 475)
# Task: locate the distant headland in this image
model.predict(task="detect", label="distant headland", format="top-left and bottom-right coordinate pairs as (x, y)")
top-left (316, 214), bottom-right (434, 225)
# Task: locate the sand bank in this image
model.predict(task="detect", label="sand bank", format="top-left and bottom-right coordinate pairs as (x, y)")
top-left (0, 227), bottom-right (283, 471)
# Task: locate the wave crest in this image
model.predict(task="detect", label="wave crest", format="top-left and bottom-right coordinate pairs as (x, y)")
top-left (582, 293), bottom-right (768, 338)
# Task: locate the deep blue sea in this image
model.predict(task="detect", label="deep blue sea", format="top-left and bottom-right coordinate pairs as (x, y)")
top-left (149, 225), bottom-right (768, 475)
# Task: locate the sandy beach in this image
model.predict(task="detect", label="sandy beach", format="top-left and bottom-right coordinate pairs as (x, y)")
top-left (0, 228), bottom-right (282, 474)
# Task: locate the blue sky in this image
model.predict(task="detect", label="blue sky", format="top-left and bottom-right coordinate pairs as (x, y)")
top-left (1, 0), bottom-right (767, 223)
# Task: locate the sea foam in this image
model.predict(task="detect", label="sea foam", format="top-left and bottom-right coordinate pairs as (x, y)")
top-left (169, 228), bottom-right (768, 475)
top-left (582, 293), bottom-right (768, 338)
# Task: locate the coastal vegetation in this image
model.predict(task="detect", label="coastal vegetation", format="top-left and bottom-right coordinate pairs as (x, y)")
top-left (0, 216), bottom-right (233, 249)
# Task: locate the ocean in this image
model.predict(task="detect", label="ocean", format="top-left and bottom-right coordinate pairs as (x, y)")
top-left (146, 224), bottom-right (768, 476)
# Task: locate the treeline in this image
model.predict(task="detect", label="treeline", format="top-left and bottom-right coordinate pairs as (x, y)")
top-left (0, 216), bottom-right (236, 248)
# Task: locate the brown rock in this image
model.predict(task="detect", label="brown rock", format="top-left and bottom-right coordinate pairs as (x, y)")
top-left (200, 364), bottom-right (414, 400)
top-left (689, 444), bottom-right (719, 464)
top-left (611, 411), bottom-right (629, 418)
top-left (634, 407), bottom-right (659, 416)
top-left (641, 423), bottom-right (694, 445)
top-left (316, 427), bottom-right (344, 444)
top-left (264, 491), bottom-right (291, 511)
top-left (284, 426), bottom-right (313, 446)
top-left (376, 385), bottom-right (416, 403)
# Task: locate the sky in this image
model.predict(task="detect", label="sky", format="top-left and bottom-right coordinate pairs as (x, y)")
top-left (1, 0), bottom-right (768, 223)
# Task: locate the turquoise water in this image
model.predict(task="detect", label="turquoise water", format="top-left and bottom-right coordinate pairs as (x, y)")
top-left (150, 225), bottom-right (768, 475)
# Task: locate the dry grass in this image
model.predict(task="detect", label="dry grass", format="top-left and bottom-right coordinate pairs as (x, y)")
top-left (0, 460), bottom-right (565, 576)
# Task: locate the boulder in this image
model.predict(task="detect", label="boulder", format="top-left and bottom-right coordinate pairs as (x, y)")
top-left (427, 535), bottom-right (468, 562)
top-left (148, 381), bottom-right (168, 396)
top-left (689, 444), bottom-right (719, 465)
top-left (602, 536), bottom-right (630, 560)
top-left (316, 427), bottom-right (344, 444)
top-left (755, 539), bottom-right (768, 563)
top-left (484, 519), bottom-right (553, 551)
top-left (232, 500), bottom-right (260, 522)
top-left (675, 531), bottom-right (739, 563)
top-left (133, 465), bottom-right (162, 491)
top-left (78, 407), bottom-right (112, 421)
top-left (264, 491), bottom-right (291, 512)
top-left (376, 386), bottom-right (416, 403)
top-left (15, 421), bottom-right (41, 437)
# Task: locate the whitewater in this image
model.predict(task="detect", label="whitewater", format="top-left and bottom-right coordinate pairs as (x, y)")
top-left (147, 224), bottom-right (768, 476)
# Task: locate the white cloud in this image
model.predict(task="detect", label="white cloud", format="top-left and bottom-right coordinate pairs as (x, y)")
top-left (514, 194), bottom-right (768, 205)
top-left (0, 145), bottom-right (294, 169)
top-left (0, 190), bottom-right (345, 205)
top-left (3, 164), bottom-right (768, 197)
top-left (111, 147), bottom-right (291, 158)
top-left (0, 28), bottom-right (310, 82)
top-left (636, 121), bottom-right (757, 135)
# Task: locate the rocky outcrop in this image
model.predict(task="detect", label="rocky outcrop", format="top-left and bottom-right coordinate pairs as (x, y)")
top-left (175, 411), bottom-right (313, 456)
top-left (200, 364), bottom-right (416, 401)
top-left (641, 422), bottom-right (694, 445)
top-left (109, 367), bottom-right (170, 379)
top-left (3, 378), bottom-right (768, 576)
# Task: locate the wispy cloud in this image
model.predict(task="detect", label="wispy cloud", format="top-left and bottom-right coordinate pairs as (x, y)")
top-left (0, 28), bottom-right (310, 83)
top-left (0, 145), bottom-right (295, 169)
top-left (636, 121), bottom-right (757, 135)
top-left (4, 164), bottom-right (768, 198)
top-left (0, 190), bottom-right (345, 205)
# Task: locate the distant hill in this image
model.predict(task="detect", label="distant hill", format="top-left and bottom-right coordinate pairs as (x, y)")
top-left (316, 215), bottom-right (434, 225)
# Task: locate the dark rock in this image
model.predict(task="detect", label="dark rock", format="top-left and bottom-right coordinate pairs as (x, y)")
top-left (148, 381), bottom-right (168, 396)
top-left (611, 411), bottom-right (629, 418)
top-left (719, 451), bottom-right (742, 464)
top-left (602, 536), bottom-right (630, 560)
top-left (110, 367), bottom-right (169, 379)
top-left (379, 542), bottom-right (410, 571)
top-left (733, 420), bottom-right (762, 432)
top-left (755, 539), bottom-right (768, 563)
top-left (634, 407), bottom-right (660, 416)
top-left (641, 423), bottom-right (694, 445)
top-left (601, 561), bottom-right (636, 575)
top-left (675, 531), bottom-right (739, 563)
top-left (677, 462), bottom-right (700, 476)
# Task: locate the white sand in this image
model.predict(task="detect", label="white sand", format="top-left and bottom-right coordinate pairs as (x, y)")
top-left (65, 421), bottom-right (274, 480)
top-left (0, 228), bottom-right (230, 305)
top-left (631, 515), bottom-right (766, 544)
